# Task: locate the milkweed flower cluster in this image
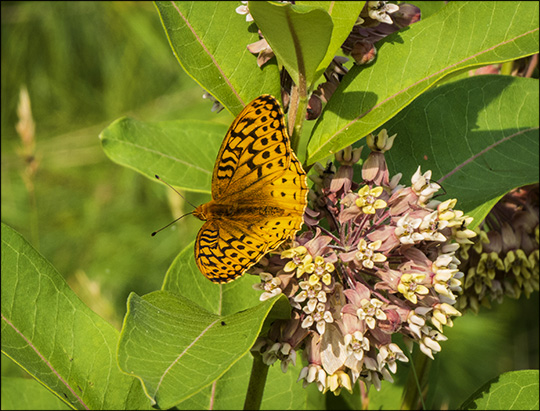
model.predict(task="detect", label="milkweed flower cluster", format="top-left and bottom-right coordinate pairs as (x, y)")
top-left (251, 129), bottom-right (476, 395)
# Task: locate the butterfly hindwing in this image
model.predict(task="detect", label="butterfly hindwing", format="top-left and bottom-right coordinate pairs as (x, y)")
top-left (195, 220), bottom-right (269, 283)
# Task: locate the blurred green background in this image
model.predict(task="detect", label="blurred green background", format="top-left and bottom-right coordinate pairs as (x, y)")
top-left (1, 1), bottom-right (236, 326)
top-left (1, 2), bottom-right (538, 409)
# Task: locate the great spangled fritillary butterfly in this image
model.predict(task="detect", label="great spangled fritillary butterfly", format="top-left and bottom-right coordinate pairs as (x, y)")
top-left (193, 94), bottom-right (308, 283)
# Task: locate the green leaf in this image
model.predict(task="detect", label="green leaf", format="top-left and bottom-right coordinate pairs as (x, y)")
top-left (307, 1), bottom-right (539, 164)
top-left (1, 377), bottom-right (71, 410)
top-left (460, 370), bottom-right (539, 410)
top-left (162, 241), bottom-right (261, 316)
top-left (100, 117), bottom-right (227, 193)
top-left (297, 1), bottom-right (365, 79)
top-left (174, 351), bottom-right (316, 410)
top-left (465, 196), bottom-right (503, 231)
top-left (382, 75), bottom-right (539, 221)
top-left (117, 291), bottom-right (291, 409)
top-left (0, 223), bottom-right (150, 410)
top-left (155, 1), bottom-right (281, 116)
top-left (248, 1), bottom-right (333, 91)
top-left (161, 246), bottom-right (310, 409)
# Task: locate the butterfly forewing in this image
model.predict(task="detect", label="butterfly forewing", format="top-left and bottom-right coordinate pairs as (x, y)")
top-left (194, 95), bottom-right (308, 283)
top-left (211, 95), bottom-right (291, 200)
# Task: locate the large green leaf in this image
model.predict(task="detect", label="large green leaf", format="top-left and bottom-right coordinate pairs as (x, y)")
top-left (162, 241), bottom-right (261, 316)
top-left (1, 377), bottom-right (71, 410)
top-left (382, 75), bottom-right (539, 224)
top-left (117, 291), bottom-right (290, 409)
top-left (100, 117), bottom-right (226, 193)
top-left (248, 1), bottom-right (333, 91)
top-left (160, 244), bottom-right (310, 410)
top-left (155, 1), bottom-right (281, 116)
top-left (460, 370), bottom-right (539, 410)
top-left (0, 223), bottom-right (150, 410)
top-left (307, 1), bottom-right (539, 164)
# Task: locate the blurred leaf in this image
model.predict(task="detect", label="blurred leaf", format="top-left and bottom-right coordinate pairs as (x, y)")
top-left (367, 379), bottom-right (405, 410)
top-left (0, 223), bottom-right (150, 410)
top-left (249, 1), bottom-right (333, 91)
top-left (162, 241), bottom-right (261, 316)
top-left (307, 1), bottom-right (540, 164)
top-left (117, 291), bottom-right (291, 409)
top-left (459, 370), bottom-right (539, 410)
top-left (1, 377), bottom-right (71, 410)
top-left (1, 2), bottom-right (184, 137)
top-left (382, 75), bottom-right (539, 218)
top-left (100, 117), bottom-right (227, 193)
top-left (155, 1), bottom-right (281, 116)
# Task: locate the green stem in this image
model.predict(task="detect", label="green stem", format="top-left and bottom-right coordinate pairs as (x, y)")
top-left (288, 80), bottom-right (308, 154)
top-left (243, 352), bottom-right (269, 410)
top-left (401, 346), bottom-right (430, 410)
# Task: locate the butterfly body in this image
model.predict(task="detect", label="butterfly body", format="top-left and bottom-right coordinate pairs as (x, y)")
top-left (194, 95), bottom-right (308, 284)
top-left (194, 202), bottom-right (282, 221)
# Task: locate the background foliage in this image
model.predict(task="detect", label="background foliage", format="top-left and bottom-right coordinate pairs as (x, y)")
top-left (1, 2), bottom-right (538, 410)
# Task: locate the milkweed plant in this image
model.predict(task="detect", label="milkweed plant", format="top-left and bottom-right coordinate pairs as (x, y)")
top-left (2, 2), bottom-right (538, 410)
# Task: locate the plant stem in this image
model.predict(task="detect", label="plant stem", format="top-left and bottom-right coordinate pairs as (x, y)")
top-left (401, 346), bottom-right (430, 410)
top-left (243, 352), bottom-right (269, 410)
top-left (288, 86), bottom-right (308, 154)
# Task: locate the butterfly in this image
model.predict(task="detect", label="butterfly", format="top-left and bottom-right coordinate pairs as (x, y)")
top-left (193, 94), bottom-right (309, 283)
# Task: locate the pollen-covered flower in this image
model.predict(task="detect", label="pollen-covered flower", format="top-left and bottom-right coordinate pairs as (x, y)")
top-left (355, 239), bottom-right (387, 269)
top-left (431, 303), bottom-right (461, 332)
top-left (302, 302), bottom-right (334, 335)
top-left (357, 298), bottom-right (387, 329)
top-left (344, 331), bottom-right (370, 362)
top-left (253, 272), bottom-right (282, 301)
top-left (356, 239), bottom-right (387, 268)
top-left (282, 246), bottom-right (314, 277)
top-left (325, 370), bottom-right (353, 395)
top-left (295, 280), bottom-right (327, 313)
top-left (419, 211), bottom-right (448, 242)
top-left (356, 185), bottom-right (387, 214)
top-left (437, 199), bottom-right (458, 221)
top-left (398, 273), bottom-right (429, 304)
top-left (377, 343), bottom-right (409, 374)
top-left (309, 256), bottom-right (335, 286)
top-left (367, 1), bottom-right (399, 25)
top-left (419, 327), bottom-right (448, 360)
top-left (432, 254), bottom-right (464, 302)
top-left (411, 166), bottom-right (440, 205)
top-left (395, 214), bottom-right (423, 244)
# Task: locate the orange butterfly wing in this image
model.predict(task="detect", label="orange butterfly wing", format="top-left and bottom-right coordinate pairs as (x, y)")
top-left (193, 95), bottom-right (308, 283)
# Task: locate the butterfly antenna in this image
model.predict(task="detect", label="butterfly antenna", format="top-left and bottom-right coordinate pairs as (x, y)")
top-left (154, 174), bottom-right (198, 209)
top-left (151, 174), bottom-right (197, 237)
top-left (151, 212), bottom-right (192, 237)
